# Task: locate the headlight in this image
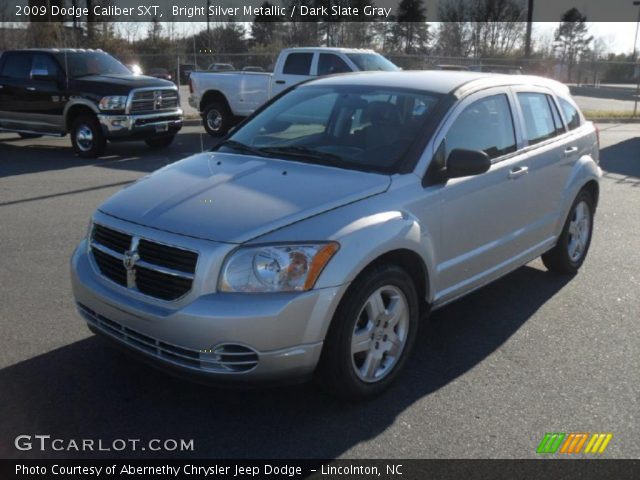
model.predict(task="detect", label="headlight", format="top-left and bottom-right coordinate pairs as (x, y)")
top-left (219, 243), bottom-right (339, 293)
top-left (98, 95), bottom-right (127, 111)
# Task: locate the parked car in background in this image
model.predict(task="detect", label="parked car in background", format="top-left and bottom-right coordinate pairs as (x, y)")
top-left (72, 71), bottom-right (600, 399)
top-left (469, 64), bottom-right (523, 75)
top-left (189, 47), bottom-right (400, 136)
top-left (178, 63), bottom-right (197, 83)
top-left (207, 63), bottom-right (235, 72)
top-left (0, 48), bottom-right (182, 157)
top-left (147, 67), bottom-right (173, 82)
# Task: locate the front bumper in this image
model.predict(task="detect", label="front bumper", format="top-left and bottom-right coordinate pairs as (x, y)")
top-left (97, 109), bottom-right (183, 140)
top-left (70, 237), bottom-right (345, 384)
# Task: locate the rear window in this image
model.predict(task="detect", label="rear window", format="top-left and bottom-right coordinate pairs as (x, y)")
top-left (282, 53), bottom-right (313, 76)
top-left (32, 53), bottom-right (61, 77)
top-left (558, 98), bottom-right (581, 130)
top-left (517, 92), bottom-right (558, 145)
top-left (1, 53), bottom-right (31, 79)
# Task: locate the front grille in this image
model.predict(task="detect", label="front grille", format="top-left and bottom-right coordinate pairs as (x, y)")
top-left (130, 89), bottom-right (179, 114)
top-left (90, 224), bottom-right (197, 301)
top-left (138, 239), bottom-right (197, 273)
top-left (78, 303), bottom-right (259, 373)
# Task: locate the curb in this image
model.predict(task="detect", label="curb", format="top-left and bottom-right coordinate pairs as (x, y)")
top-left (586, 118), bottom-right (640, 123)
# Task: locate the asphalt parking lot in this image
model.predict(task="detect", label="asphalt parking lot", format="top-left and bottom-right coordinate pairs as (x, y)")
top-left (0, 123), bottom-right (638, 459)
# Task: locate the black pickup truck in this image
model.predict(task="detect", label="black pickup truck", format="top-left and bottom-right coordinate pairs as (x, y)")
top-left (0, 48), bottom-right (182, 157)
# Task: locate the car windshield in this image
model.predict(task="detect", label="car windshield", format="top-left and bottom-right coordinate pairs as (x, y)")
top-left (220, 85), bottom-right (441, 173)
top-left (346, 53), bottom-right (400, 72)
top-left (55, 51), bottom-right (131, 78)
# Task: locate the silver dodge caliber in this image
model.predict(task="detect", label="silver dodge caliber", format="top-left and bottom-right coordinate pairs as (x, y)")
top-left (71, 71), bottom-right (601, 399)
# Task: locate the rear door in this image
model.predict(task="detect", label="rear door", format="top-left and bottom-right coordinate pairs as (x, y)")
top-left (271, 52), bottom-right (315, 96)
top-left (23, 52), bottom-right (66, 133)
top-left (0, 51), bottom-right (33, 131)
top-left (432, 89), bottom-right (533, 302)
top-left (511, 87), bottom-right (572, 242)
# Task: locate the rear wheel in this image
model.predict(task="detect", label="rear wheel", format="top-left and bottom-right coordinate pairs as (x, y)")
top-left (145, 135), bottom-right (176, 148)
top-left (542, 190), bottom-right (595, 274)
top-left (202, 101), bottom-right (232, 137)
top-left (70, 114), bottom-right (106, 158)
top-left (317, 264), bottom-right (419, 400)
top-left (18, 132), bottom-right (42, 139)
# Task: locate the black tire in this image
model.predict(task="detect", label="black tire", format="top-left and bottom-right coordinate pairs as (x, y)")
top-left (317, 263), bottom-right (419, 400)
top-left (70, 114), bottom-right (106, 158)
top-left (18, 132), bottom-right (42, 139)
top-left (145, 135), bottom-right (176, 148)
top-left (542, 190), bottom-right (595, 274)
top-left (202, 101), bottom-right (232, 137)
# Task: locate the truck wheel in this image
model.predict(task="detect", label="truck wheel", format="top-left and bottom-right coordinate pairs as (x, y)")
top-left (542, 189), bottom-right (595, 274)
top-left (317, 264), bottom-right (419, 400)
top-left (71, 115), bottom-right (106, 158)
top-left (203, 102), bottom-right (231, 137)
top-left (145, 135), bottom-right (176, 148)
top-left (18, 133), bottom-right (42, 139)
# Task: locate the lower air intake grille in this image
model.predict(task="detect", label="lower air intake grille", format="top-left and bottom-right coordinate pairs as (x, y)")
top-left (78, 303), bottom-right (259, 373)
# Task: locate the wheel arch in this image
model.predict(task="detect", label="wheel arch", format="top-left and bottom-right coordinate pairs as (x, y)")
top-left (200, 90), bottom-right (231, 113)
top-left (65, 103), bottom-right (98, 132)
top-left (360, 248), bottom-right (431, 317)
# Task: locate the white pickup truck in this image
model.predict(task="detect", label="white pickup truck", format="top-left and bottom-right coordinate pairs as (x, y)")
top-left (188, 47), bottom-right (399, 136)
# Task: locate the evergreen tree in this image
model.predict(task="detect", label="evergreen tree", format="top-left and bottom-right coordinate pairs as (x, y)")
top-left (392, 0), bottom-right (429, 54)
top-left (554, 8), bottom-right (593, 82)
top-left (250, 2), bottom-right (283, 47)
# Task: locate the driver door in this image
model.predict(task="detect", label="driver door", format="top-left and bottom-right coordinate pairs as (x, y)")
top-left (432, 88), bottom-right (533, 303)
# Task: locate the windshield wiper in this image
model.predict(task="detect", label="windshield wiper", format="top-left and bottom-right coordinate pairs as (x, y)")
top-left (259, 146), bottom-right (343, 166)
top-left (216, 140), bottom-right (271, 158)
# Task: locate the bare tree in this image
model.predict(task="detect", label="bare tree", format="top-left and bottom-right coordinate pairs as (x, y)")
top-left (435, 0), bottom-right (525, 58)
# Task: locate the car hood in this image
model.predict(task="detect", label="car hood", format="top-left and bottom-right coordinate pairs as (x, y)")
top-left (71, 74), bottom-right (174, 93)
top-left (98, 152), bottom-right (390, 243)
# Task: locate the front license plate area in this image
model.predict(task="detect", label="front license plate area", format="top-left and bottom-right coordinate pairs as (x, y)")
top-left (155, 123), bottom-right (169, 133)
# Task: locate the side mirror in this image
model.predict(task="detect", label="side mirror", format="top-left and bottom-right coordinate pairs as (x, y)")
top-left (30, 69), bottom-right (57, 82)
top-left (446, 149), bottom-right (491, 178)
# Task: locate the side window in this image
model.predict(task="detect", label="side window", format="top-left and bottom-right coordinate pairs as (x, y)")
top-left (446, 94), bottom-right (516, 160)
top-left (31, 54), bottom-right (60, 78)
top-left (0, 53), bottom-right (31, 79)
top-left (317, 54), bottom-right (351, 76)
top-left (517, 92), bottom-right (557, 145)
top-left (282, 53), bottom-right (313, 76)
top-left (558, 97), bottom-right (581, 131)
top-left (546, 96), bottom-right (565, 136)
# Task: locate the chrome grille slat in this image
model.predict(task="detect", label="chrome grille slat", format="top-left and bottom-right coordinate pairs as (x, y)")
top-left (89, 223), bottom-right (197, 301)
top-left (130, 88), bottom-right (179, 114)
top-left (78, 303), bottom-right (259, 373)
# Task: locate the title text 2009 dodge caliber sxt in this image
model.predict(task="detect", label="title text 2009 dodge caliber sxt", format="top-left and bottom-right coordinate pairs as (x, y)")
top-left (71, 71), bottom-right (600, 399)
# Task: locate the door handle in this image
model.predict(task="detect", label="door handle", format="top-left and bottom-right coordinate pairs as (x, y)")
top-left (26, 87), bottom-right (36, 91)
top-left (275, 80), bottom-right (286, 85)
top-left (508, 166), bottom-right (529, 179)
top-left (564, 146), bottom-right (578, 156)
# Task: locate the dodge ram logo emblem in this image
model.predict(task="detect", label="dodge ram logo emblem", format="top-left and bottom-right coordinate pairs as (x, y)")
top-left (154, 91), bottom-right (163, 109)
top-left (123, 248), bottom-right (139, 288)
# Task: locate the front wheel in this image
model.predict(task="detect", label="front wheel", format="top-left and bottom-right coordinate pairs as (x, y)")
top-left (70, 115), bottom-right (106, 158)
top-left (542, 190), bottom-right (595, 274)
top-left (145, 135), bottom-right (175, 148)
top-left (317, 264), bottom-right (419, 400)
top-left (202, 101), bottom-right (232, 137)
